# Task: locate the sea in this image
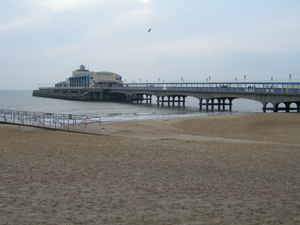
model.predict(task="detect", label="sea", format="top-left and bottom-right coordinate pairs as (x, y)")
top-left (0, 90), bottom-right (263, 122)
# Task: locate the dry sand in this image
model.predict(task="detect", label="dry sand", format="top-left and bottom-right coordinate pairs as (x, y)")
top-left (0, 113), bottom-right (300, 224)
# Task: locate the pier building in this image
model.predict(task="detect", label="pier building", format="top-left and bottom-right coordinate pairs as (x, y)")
top-left (60, 65), bottom-right (123, 88)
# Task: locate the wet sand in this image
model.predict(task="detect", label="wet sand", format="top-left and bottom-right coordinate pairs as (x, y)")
top-left (0, 113), bottom-right (300, 224)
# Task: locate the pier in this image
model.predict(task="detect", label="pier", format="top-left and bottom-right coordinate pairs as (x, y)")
top-left (33, 82), bottom-right (300, 113)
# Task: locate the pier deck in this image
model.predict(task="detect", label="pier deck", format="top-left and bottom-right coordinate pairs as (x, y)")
top-left (33, 82), bottom-right (300, 113)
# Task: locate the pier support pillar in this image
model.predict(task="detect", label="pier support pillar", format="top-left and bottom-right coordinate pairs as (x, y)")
top-left (199, 99), bottom-right (203, 110)
top-left (145, 94), bottom-right (152, 104)
top-left (206, 99), bottom-right (214, 111)
top-left (229, 99), bottom-right (233, 111)
top-left (285, 102), bottom-right (290, 112)
top-left (262, 103), bottom-right (267, 113)
top-left (217, 99), bottom-right (222, 111)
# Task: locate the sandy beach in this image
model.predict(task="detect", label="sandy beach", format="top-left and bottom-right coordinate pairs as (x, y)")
top-left (0, 113), bottom-right (300, 224)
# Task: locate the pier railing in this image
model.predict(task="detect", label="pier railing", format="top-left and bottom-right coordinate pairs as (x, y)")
top-left (0, 109), bottom-right (101, 133)
top-left (41, 81), bottom-right (300, 94)
top-left (118, 82), bottom-right (300, 94)
top-left (109, 86), bottom-right (300, 94)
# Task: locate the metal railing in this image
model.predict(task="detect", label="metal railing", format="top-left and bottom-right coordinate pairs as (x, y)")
top-left (39, 81), bottom-right (300, 94)
top-left (0, 109), bottom-right (101, 132)
top-left (109, 86), bottom-right (300, 94)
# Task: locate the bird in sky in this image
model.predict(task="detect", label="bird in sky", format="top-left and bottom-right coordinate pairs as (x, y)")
top-left (148, 28), bottom-right (151, 32)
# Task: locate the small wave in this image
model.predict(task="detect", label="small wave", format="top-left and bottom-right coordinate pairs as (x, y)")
top-left (107, 113), bottom-right (122, 116)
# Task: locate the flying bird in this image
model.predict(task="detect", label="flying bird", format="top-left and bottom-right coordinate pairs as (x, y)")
top-left (148, 28), bottom-right (151, 32)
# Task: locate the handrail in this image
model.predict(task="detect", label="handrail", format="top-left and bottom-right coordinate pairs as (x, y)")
top-left (0, 109), bottom-right (101, 132)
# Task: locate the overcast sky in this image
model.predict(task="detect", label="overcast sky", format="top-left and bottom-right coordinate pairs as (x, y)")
top-left (1, 0), bottom-right (299, 90)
